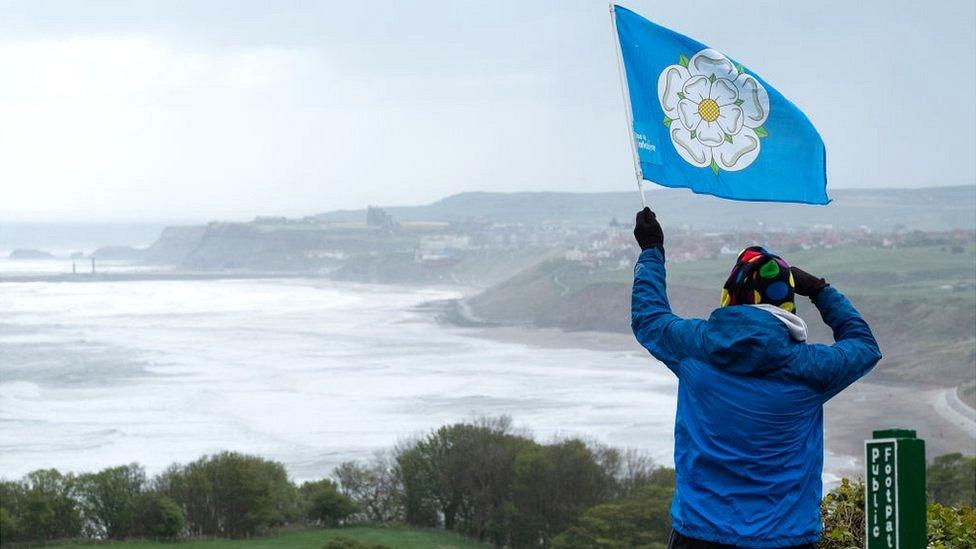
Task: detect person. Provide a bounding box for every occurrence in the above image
[631,207,882,548]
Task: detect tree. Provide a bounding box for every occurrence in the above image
[154,461,214,536]
[300,479,357,527]
[14,469,83,542]
[76,464,146,539]
[551,482,673,548]
[927,453,976,507]
[0,505,21,544]
[611,448,667,499]
[394,442,439,527]
[156,452,299,538]
[135,493,185,539]
[333,454,403,522]
[443,419,535,543]
[393,419,638,546]
[510,439,615,546]
[394,417,535,541]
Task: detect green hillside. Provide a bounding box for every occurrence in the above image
[46,526,487,549]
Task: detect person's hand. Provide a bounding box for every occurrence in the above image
[790,266,828,297]
[633,207,664,252]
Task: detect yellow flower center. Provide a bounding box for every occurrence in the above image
[698,98,720,122]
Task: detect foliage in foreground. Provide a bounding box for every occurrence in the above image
[2,418,973,549]
[322,535,389,549]
[819,478,976,549]
[392,418,667,546]
[0,419,666,548]
[551,470,674,549]
[0,454,356,546]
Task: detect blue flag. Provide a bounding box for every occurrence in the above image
[613,5,829,204]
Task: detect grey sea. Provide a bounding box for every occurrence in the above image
[0,262,681,480]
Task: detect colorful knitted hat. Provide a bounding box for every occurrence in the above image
[721,246,796,312]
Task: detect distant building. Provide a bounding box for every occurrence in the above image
[565,249,585,261]
[304,250,347,260]
[253,216,290,225]
[414,235,471,264]
[609,217,623,234]
[420,235,470,252]
[366,206,397,228]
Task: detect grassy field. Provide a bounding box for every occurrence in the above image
[665,244,976,298]
[46,526,487,549]
[524,244,976,298]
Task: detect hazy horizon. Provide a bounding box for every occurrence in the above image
[1,0,974,222]
[1,183,973,226]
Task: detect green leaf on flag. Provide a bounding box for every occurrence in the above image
[734,99,744,106]
[689,129,696,140]
[755,126,769,138]
[735,63,745,75]
[708,73,717,83]
[677,91,686,100]
[663,115,672,128]
[710,159,720,175]
[724,133,733,143]
[678,54,689,68]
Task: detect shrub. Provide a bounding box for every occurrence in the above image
[135,493,185,539]
[819,477,976,549]
[322,535,389,549]
[819,478,864,549]
[550,470,674,549]
[927,503,976,549]
[300,479,357,527]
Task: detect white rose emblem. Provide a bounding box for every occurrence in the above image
[658,48,770,173]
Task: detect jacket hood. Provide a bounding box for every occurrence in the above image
[750,304,808,342]
[702,305,798,375]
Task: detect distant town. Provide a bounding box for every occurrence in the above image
[8,210,971,280]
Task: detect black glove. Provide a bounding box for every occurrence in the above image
[790,266,828,297]
[633,207,664,253]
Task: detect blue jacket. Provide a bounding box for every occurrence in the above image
[631,248,881,547]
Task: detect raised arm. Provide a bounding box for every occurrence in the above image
[790,267,882,397]
[631,208,704,375]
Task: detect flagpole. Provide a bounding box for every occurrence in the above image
[609,3,647,208]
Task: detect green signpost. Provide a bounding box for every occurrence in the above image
[864,429,926,549]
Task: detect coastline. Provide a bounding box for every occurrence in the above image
[442,301,976,477]
[0,271,314,283]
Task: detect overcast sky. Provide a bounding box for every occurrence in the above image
[1,0,974,222]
